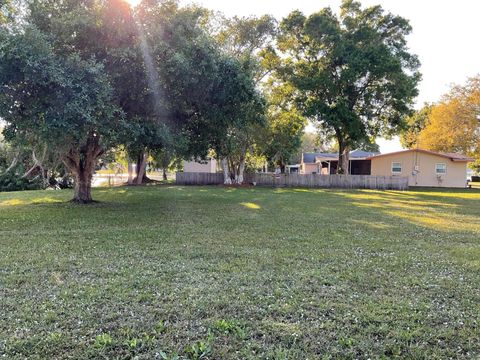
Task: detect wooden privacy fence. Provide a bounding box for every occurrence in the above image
[176,172,224,185]
[246,173,408,190]
[176,172,409,190]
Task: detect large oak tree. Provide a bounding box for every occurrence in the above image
[0,0,263,201]
[277,0,421,173]
[0,28,121,203]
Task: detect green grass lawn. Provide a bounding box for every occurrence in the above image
[1,186,480,359]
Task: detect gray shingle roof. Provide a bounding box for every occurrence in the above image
[349,150,380,158]
[302,153,337,163]
[303,150,380,163]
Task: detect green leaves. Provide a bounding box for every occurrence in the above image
[261,82,306,168]
[277,0,421,159]
[0,0,15,25]
[1,0,270,188]
[0,26,120,151]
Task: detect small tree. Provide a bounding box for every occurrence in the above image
[188,55,266,185]
[0,28,121,203]
[400,104,433,149]
[213,15,275,183]
[417,76,480,171]
[277,0,421,173]
[262,82,306,172]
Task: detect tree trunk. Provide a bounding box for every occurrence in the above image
[62,135,103,204]
[23,163,40,179]
[23,146,48,188]
[127,162,134,185]
[337,140,350,175]
[162,168,168,181]
[131,151,150,185]
[135,152,148,185]
[73,168,93,204]
[236,156,246,185]
[221,157,232,185]
[234,146,248,185]
[3,151,19,174]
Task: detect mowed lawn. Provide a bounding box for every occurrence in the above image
[1,186,480,359]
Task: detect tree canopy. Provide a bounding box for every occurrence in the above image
[0,0,266,200]
[0,25,122,202]
[276,0,420,173]
[0,0,424,200]
[400,104,433,149]
[210,14,273,183]
[413,76,480,171]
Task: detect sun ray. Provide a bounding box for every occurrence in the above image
[125,0,141,7]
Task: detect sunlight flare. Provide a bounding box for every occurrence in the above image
[125,0,141,7]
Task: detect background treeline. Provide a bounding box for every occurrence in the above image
[401,76,480,172]
[0,0,425,202]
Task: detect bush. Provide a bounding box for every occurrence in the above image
[0,169,43,192]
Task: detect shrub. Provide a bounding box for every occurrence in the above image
[0,169,43,192]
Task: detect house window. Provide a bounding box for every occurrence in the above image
[391,162,402,174]
[435,163,447,174]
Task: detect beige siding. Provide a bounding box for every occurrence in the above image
[370,151,468,188]
[301,163,320,174]
[183,159,217,173]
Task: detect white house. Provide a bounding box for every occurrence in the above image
[182,158,218,173]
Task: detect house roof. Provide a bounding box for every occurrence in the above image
[350,150,381,158]
[367,149,474,162]
[302,150,380,163]
[302,153,335,163]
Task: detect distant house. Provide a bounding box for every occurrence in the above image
[301,150,379,175]
[368,149,473,188]
[300,148,472,187]
[183,158,217,173]
[285,164,301,173]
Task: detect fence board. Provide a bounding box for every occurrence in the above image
[176,172,224,186]
[176,172,408,190]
